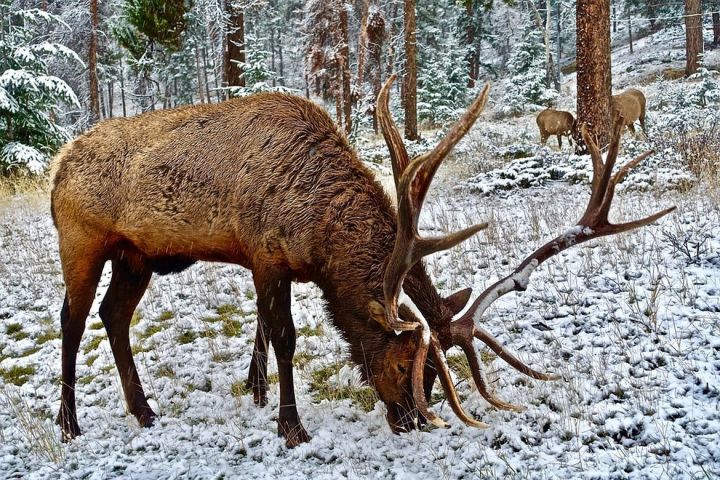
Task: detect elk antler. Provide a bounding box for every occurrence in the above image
[378,75,491,427]
[447,111,676,414]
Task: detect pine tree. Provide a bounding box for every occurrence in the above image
[499,27,558,115]
[0,5,81,174]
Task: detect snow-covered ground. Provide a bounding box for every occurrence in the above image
[2,26,720,480]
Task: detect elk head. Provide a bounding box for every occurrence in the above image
[370,75,675,431]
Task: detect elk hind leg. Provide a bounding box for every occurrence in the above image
[254,271,310,447]
[98,258,155,427]
[57,241,106,441]
[246,321,269,406]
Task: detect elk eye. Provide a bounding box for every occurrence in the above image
[398,365,407,375]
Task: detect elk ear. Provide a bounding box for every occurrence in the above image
[444,288,472,315]
[369,300,389,330]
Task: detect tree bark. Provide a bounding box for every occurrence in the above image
[202,46,212,103]
[107,81,113,118]
[357,1,369,97]
[466,0,476,88]
[628,18,633,54]
[195,46,206,103]
[339,4,352,134]
[404,0,418,140]
[88,0,100,125]
[685,0,703,76]
[367,5,385,134]
[119,57,127,117]
[556,0,561,81]
[528,0,559,91]
[576,0,611,150]
[225,1,245,87]
[714,11,720,45]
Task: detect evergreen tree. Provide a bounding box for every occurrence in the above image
[499,27,558,115]
[227,35,291,96]
[417,36,468,124]
[0,4,81,174]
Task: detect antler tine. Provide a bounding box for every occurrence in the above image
[381,87,490,334]
[449,119,676,407]
[456,338,526,412]
[429,337,490,428]
[377,74,410,191]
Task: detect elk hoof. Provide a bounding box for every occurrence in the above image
[135,407,157,428]
[277,418,311,448]
[246,378,268,406]
[56,409,82,442]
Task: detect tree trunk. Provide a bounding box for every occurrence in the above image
[88,0,100,125]
[714,11,720,45]
[466,0,476,88]
[119,57,127,117]
[107,81,113,118]
[340,4,352,134]
[202,46,212,103]
[225,2,245,87]
[612,0,616,33]
[685,0,703,76]
[367,5,385,134]
[357,1,369,97]
[647,1,658,32]
[556,0,561,82]
[278,33,285,85]
[528,0,559,91]
[628,18,633,54]
[404,0,418,140]
[195,46,206,103]
[387,1,398,78]
[270,27,276,87]
[576,0,611,150]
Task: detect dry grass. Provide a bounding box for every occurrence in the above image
[0,387,64,464]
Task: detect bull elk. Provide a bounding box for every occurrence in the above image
[50,75,674,448]
[611,88,647,134]
[536,109,576,148]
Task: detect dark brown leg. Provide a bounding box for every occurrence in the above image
[57,248,105,441]
[98,259,155,427]
[246,321,269,406]
[557,134,562,148]
[253,272,309,447]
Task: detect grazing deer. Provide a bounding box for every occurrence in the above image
[536,109,577,148]
[611,88,647,134]
[51,75,673,448]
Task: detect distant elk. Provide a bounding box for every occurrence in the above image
[611,88,647,134]
[536,109,577,148]
[50,75,674,447]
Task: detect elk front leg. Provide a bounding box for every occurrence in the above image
[254,272,310,447]
[246,322,269,406]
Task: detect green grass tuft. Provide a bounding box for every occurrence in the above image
[297,325,323,337]
[82,335,103,354]
[6,323,28,340]
[36,328,60,344]
[309,363,377,412]
[0,365,36,386]
[177,330,197,345]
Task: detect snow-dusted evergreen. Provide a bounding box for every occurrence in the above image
[0,5,81,174]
